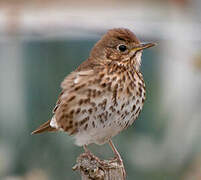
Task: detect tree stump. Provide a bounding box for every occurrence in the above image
[73,153,126,180]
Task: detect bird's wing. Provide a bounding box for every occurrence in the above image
[31,69,96,135]
[53,70,95,114]
[51,69,98,134]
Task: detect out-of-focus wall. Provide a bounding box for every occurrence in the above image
[0,0,201,180]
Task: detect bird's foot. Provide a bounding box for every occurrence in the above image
[85,151,101,162]
[83,145,104,166]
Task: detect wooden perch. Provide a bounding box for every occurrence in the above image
[73,153,126,180]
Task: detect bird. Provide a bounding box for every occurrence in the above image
[32,28,156,173]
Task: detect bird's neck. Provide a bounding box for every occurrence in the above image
[111,55,142,72]
[127,51,142,71]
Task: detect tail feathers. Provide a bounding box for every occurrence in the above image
[31,120,57,135]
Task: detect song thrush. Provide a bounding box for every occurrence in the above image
[32,28,156,172]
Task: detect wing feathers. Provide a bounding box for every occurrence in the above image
[31,120,57,135]
[32,69,97,135]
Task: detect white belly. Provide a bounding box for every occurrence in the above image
[74,88,145,146]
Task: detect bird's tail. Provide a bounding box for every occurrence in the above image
[31,120,57,135]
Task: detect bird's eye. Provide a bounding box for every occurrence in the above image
[117,44,127,52]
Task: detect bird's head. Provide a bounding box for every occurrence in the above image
[90,28,156,70]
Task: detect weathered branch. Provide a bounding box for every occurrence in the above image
[73,153,126,180]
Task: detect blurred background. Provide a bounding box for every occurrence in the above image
[0,0,201,179]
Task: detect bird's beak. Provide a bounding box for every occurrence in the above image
[130,42,157,52]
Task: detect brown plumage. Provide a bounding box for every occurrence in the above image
[32,28,156,176]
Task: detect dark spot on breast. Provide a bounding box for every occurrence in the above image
[131,113,135,118]
[126,87,131,95]
[138,81,145,89]
[84,123,88,130]
[99,73,104,79]
[97,90,102,96]
[92,121,95,128]
[104,111,108,121]
[112,84,118,106]
[112,76,117,81]
[87,89,92,97]
[121,103,125,110]
[88,108,93,114]
[98,113,105,124]
[82,109,87,114]
[90,102,96,107]
[107,82,112,91]
[69,110,74,115]
[80,117,89,126]
[101,98,107,110]
[64,114,69,119]
[125,110,130,116]
[135,107,141,115]
[124,121,130,129]
[92,89,97,98]
[79,99,83,105]
[129,82,134,89]
[106,77,110,81]
[138,82,142,87]
[76,108,81,114]
[84,98,90,104]
[75,122,78,127]
[109,106,116,112]
[99,118,104,124]
[101,83,106,88]
[126,100,130,106]
[132,105,136,111]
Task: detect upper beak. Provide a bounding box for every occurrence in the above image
[130,42,157,52]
